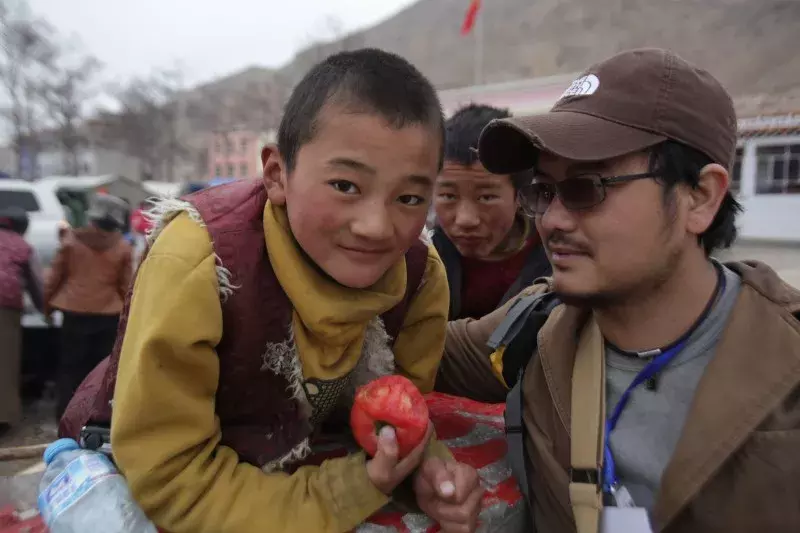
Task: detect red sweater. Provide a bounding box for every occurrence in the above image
[459,238,536,319]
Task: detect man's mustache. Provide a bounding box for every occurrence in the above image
[546,231,591,255]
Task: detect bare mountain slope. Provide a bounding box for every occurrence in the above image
[186,0,800,131]
[279,0,800,99]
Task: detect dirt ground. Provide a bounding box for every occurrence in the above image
[0,396,56,478]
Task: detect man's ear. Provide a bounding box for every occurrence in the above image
[686,163,729,236]
[262,144,287,206]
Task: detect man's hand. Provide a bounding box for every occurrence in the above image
[414,457,484,533]
[366,422,433,495]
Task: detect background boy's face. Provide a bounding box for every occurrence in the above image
[434,164,517,258]
[265,104,440,288]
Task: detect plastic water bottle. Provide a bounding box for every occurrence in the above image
[38,438,157,533]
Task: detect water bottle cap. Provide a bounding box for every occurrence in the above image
[43,438,80,464]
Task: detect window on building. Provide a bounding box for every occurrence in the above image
[755,142,800,194]
[240,163,248,177]
[215,165,222,177]
[240,138,248,153]
[730,147,743,193]
[214,140,222,153]
[227,164,235,177]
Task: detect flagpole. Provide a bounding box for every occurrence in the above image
[473,5,484,85]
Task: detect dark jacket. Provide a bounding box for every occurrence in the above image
[432,225,551,320]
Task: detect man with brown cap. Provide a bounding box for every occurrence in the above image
[436,48,800,533]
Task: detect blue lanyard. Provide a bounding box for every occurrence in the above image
[602,268,725,494]
[602,340,686,493]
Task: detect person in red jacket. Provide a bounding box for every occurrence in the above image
[0,207,44,432]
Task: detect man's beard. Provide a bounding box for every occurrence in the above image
[552,245,683,311]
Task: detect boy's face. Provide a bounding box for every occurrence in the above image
[263,105,440,289]
[434,164,518,259]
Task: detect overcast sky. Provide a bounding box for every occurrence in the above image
[26,0,419,87]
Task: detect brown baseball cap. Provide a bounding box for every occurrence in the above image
[478,48,738,174]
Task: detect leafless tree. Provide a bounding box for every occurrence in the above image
[101,69,188,182]
[42,54,101,175]
[0,1,57,179]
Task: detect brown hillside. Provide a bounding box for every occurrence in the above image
[188,0,800,127]
[280,0,800,99]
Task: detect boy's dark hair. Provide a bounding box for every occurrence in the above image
[445,104,510,166]
[278,48,445,173]
[445,104,532,189]
[649,140,742,256]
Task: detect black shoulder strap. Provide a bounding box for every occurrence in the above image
[488,291,559,388]
[497,291,559,529]
[431,228,462,320]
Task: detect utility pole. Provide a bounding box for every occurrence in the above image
[473,5,484,85]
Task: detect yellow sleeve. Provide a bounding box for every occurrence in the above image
[111,213,388,533]
[392,243,450,394]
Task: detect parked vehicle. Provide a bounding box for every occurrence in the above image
[0,179,68,270]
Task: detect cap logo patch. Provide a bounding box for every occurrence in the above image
[559,74,600,100]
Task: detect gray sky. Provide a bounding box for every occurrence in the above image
[27,0,419,87]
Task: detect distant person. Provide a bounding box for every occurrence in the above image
[0,207,44,432]
[44,193,133,420]
[57,191,88,229]
[432,104,551,320]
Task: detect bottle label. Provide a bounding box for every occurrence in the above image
[38,453,119,524]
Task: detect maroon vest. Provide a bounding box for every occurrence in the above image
[0,228,32,310]
[59,180,429,469]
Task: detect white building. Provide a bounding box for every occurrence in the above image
[733,116,800,242]
[439,77,800,243]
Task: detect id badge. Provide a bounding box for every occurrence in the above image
[610,484,636,508]
[601,507,653,533]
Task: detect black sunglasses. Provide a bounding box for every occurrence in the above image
[517,172,659,215]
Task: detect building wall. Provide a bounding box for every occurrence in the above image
[37,146,142,181]
[207,130,274,181]
[735,133,800,242]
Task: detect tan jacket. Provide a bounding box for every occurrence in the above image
[438,261,800,533]
[45,227,132,316]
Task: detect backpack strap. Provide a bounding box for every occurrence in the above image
[489,291,559,388]
[379,240,429,341]
[569,318,605,533]
[488,290,559,530]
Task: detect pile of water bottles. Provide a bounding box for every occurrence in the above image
[37,439,157,533]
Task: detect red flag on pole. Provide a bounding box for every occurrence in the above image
[461,0,482,35]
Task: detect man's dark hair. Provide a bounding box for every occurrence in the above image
[445,104,531,188]
[278,48,444,173]
[649,140,742,256]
